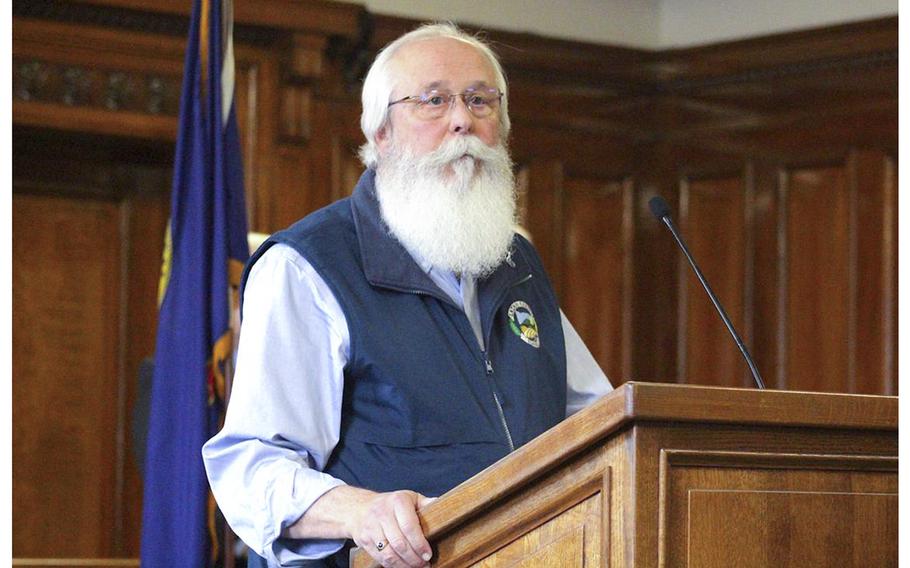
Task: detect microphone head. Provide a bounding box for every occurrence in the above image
[648,195,672,221]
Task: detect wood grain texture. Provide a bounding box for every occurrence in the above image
[351,383,897,567]
[13,194,123,557]
[13,18,185,140]
[785,165,850,392]
[560,177,633,382]
[688,491,897,567]
[68,0,363,35]
[639,425,896,566]
[13,134,172,560]
[626,381,897,430]
[430,461,605,567]
[470,504,589,568]
[678,175,749,387]
[851,151,897,395]
[659,449,898,567]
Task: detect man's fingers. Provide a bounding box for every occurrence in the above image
[355,528,407,568]
[395,491,432,565]
[416,494,438,509]
[382,519,425,566]
[351,490,431,567]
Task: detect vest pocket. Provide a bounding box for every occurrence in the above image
[343,422,503,448]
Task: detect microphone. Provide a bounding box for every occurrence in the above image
[648,195,766,390]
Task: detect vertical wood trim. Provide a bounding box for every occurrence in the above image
[657,448,669,568]
[776,168,789,390]
[601,468,612,566]
[743,164,757,389]
[621,178,635,381]
[676,180,690,383]
[249,53,279,232]
[750,163,779,390]
[881,157,896,395]
[114,198,130,554]
[550,161,566,298]
[846,151,860,393]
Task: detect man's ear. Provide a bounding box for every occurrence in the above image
[375,125,390,154]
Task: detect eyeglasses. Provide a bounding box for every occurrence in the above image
[387,88,504,120]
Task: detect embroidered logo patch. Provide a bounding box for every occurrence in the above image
[507,301,540,348]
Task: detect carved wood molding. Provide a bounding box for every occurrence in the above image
[12,3,896,153]
[64,0,363,37]
[13,57,181,116]
[13,0,369,146]
[370,15,896,87]
[368,14,652,90]
[370,14,897,151]
[13,17,185,139]
[661,449,899,472]
[658,17,897,81]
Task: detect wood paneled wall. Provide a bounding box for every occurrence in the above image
[12,1,897,564]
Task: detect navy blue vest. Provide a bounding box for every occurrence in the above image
[242,169,566,502]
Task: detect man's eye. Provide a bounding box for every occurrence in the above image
[467,95,489,107]
[424,95,448,106]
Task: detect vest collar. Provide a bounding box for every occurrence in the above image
[350,169,534,308]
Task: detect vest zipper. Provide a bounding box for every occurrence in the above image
[482,272,534,453]
[484,352,515,452]
[478,273,533,454]
[398,284,521,452]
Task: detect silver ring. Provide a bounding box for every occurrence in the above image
[376,540,387,551]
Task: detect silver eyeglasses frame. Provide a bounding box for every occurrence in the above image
[387,88,504,119]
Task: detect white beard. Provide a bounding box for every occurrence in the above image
[375,135,517,278]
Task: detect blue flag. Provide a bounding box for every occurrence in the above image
[140,0,249,565]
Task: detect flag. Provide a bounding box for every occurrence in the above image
[140,0,249,565]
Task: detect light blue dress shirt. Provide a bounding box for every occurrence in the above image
[202,243,613,566]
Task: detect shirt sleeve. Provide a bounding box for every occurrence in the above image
[562,310,614,416]
[202,243,350,565]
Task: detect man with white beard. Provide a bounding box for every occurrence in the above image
[203,23,612,568]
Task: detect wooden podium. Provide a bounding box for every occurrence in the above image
[351,382,898,567]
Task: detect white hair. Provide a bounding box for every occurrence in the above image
[376,135,517,277]
[359,22,511,168]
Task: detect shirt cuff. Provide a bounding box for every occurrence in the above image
[262,470,348,565]
[272,536,347,566]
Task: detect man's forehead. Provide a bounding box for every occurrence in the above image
[418,79,496,92]
[390,37,497,88]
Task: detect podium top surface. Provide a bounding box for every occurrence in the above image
[607,381,897,430]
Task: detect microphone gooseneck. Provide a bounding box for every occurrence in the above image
[649,196,766,390]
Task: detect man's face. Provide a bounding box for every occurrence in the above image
[377,37,502,159]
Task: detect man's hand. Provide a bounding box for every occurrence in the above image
[283,485,434,567]
[346,489,435,567]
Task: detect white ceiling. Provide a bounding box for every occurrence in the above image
[351,0,896,48]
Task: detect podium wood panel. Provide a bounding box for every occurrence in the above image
[660,450,898,566]
[351,382,897,568]
[472,494,599,568]
[687,490,897,567]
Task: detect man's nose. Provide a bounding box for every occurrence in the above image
[448,95,474,135]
